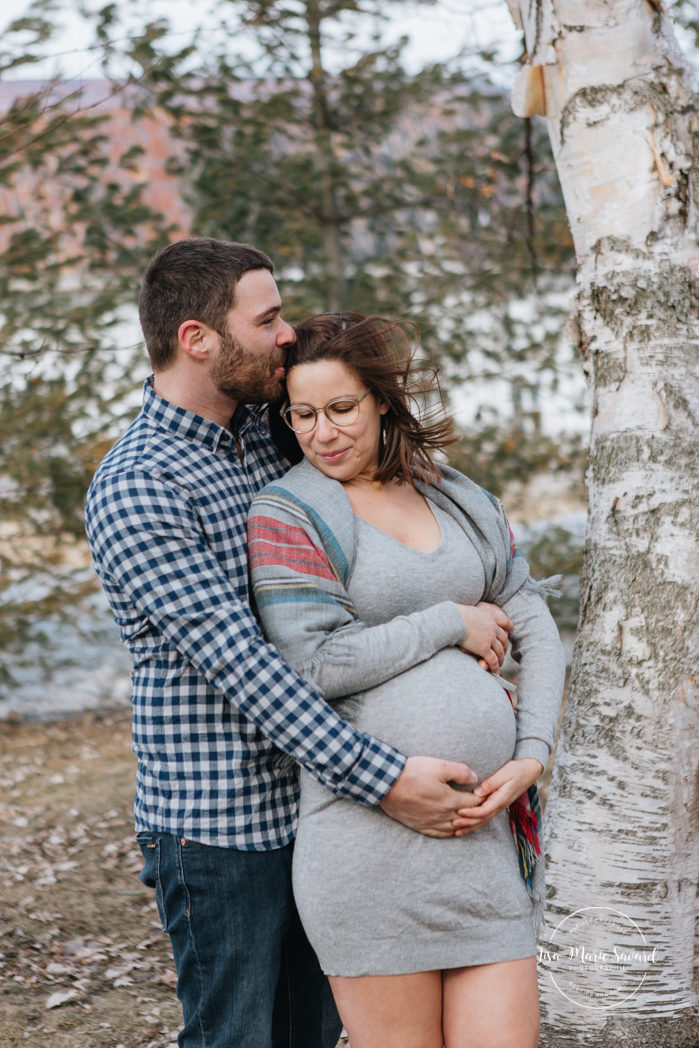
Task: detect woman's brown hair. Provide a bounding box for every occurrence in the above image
[269,312,457,485]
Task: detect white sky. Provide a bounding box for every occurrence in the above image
[2,0,522,82]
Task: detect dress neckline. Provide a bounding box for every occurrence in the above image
[353,500,447,557]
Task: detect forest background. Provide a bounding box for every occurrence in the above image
[0,0,695,715]
[0,0,591,719]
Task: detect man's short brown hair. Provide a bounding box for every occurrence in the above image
[138,237,274,371]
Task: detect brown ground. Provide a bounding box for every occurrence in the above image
[0,711,353,1048]
[0,699,566,1048]
[0,711,182,1048]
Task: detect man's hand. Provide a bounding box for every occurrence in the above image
[451,758,543,836]
[456,601,513,672]
[379,756,481,837]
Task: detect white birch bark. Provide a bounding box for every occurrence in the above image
[507,2,699,1044]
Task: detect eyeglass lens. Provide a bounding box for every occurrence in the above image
[286,399,361,433]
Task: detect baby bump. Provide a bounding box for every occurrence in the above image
[350,649,517,783]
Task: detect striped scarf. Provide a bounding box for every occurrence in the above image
[504,689,543,899]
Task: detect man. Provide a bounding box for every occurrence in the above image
[84,238,505,1048]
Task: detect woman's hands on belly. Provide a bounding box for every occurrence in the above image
[456,601,513,673]
[451,758,544,836]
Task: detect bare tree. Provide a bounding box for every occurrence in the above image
[507,1,699,1044]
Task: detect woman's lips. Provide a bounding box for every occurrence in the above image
[319,447,350,463]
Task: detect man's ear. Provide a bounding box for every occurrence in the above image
[178,319,216,361]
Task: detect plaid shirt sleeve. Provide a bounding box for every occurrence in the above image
[87,467,406,805]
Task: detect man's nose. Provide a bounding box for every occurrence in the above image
[277,319,296,346]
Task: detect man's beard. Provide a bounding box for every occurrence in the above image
[210,330,284,404]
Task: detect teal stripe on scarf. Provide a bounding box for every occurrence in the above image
[254,585,356,613]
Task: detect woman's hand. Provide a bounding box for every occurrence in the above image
[450,758,543,836]
[455,602,514,672]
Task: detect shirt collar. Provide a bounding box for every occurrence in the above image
[141,378,262,452]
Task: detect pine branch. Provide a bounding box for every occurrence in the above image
[0,58,164,168]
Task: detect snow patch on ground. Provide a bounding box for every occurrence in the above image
[1,590,131,721]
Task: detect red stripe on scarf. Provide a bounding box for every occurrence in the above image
[505,687,542,858]
[249,517,336,582]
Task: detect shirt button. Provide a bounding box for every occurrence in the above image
[180,838,186,846]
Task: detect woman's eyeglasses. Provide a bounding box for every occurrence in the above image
[280,390,371,434]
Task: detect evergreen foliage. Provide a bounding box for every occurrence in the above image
[128,1,574,343]
[124,0,580,501]
[0,0,582,692]
[0,3,170,684]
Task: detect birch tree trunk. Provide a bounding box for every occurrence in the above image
[507,2,699,1044]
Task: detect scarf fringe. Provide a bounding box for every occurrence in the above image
[524,573,563,600]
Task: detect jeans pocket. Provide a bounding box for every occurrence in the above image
[136,833,168,933]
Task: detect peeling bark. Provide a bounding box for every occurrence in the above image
[510,2,699,1043]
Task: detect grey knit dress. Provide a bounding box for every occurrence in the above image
[291,499,565,977]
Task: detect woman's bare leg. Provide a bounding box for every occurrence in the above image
[442,957,539,1048]
[329,971,443,1048]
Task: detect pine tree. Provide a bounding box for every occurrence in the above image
[0,0,581,692]
[0,3,169,690]
[125,0,575,390]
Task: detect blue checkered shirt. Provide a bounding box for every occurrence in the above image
[84,380,406,850]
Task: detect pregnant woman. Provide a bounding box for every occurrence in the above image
[248,313,566,1048]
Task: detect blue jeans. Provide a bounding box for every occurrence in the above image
[137,833,342,1048]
